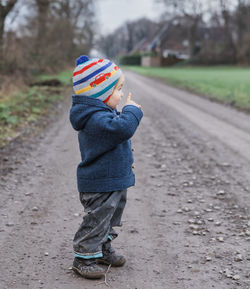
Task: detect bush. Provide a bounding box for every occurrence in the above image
[118,55,141,65]
[238,33,250,65]
[197,41,237,65]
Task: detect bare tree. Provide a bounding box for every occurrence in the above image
[24,0,96,72]
[34,0,50,70]
[0,0,18,69]
[235,0,250,46]
[1,0,96,75]
[157,0,207,58]
[234,0,250,63]
[219,0,237,62]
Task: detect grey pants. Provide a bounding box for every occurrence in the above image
[73,189,127,259]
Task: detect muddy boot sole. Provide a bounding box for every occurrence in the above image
[72,265,105,279]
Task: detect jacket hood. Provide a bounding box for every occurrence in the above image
[70,94,115,131]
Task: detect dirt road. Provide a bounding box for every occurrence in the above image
[0,71,250,289]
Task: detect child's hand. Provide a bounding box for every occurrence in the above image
[125,93,142,109]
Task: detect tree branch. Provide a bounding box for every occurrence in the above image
[1,0,18,17]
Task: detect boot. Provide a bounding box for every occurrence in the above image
[98,242,126,267]
[72,257,105,279]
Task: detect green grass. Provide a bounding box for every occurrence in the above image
[0,87,63,146]
[0,69,72,147]
[123,66,250,110]
[36,69,72,85]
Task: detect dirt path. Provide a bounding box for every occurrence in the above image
[0,71,250,289]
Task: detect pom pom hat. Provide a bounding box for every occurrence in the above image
[72,55,122,102]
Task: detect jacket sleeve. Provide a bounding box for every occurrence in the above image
[88,105,143,145]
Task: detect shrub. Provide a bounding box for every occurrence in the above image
[118,55,141,65]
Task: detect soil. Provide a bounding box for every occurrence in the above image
[0,71,249,289]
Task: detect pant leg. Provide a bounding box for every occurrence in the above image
[108,189,127,241]
[73,189,126,259]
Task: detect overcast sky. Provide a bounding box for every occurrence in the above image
[95,0,166,35]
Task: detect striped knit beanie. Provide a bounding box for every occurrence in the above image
[72,55,122,103]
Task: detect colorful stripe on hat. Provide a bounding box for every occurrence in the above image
[75,67,119,95]
[73,59,104,77]
[90,79,119,99]
[73,61,112,87]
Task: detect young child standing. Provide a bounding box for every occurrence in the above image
[69,55,143,279]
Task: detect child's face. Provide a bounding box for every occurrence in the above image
[106,75,124,109]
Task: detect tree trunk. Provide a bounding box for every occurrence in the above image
[0,17,4,70]
[35,0,50,71]
[235,0,250,48]
[222,9,237,63]
[0,0,18,71]
[188,16,200,58]
[126,22,134,53]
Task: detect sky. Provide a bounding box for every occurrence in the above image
[95,0,166,35]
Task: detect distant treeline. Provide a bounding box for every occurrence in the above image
[1,0,250,82]
[0,0,95,77]
[98,0,250,66]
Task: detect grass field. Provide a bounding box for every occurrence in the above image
[0,70,72,147]
[36,69,72,85]
[123,66,250,110]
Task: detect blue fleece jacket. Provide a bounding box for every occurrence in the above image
[69,95,143,192]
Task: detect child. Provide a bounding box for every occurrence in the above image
[69,55,143,279]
